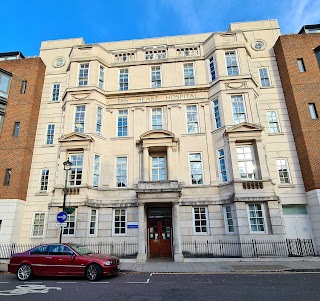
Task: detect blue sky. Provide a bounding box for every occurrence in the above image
[2,0,320,57]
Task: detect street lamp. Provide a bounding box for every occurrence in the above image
[59,159,73,243]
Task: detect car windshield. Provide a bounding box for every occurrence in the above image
[70,245,94,255]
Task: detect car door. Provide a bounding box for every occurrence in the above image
[28,245,49,276]
[45,244,76,276]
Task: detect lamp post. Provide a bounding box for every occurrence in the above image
[59,159,73,243]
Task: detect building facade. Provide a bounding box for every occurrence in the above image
[0,52,45,243]
[274,25,320,253]
[19,20,314,261]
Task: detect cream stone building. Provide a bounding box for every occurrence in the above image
[20,19,315,261]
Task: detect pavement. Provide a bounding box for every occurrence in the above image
[2,257,320,273]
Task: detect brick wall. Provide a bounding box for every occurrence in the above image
[274,33,320,191]
[0,57,45,200]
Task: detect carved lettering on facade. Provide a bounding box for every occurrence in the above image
[117,93,197,104]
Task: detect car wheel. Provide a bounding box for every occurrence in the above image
[86,263,102,281]
[17,264,32,281]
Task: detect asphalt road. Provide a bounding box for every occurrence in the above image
[0,271,320,301]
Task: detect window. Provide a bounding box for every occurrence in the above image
[213,99,221,129]
[13,122,20,137]
[119,69,129,90]
[176,47,199,57]
[74,105,86,133]
[21,81,27,94]
[0,72,11,99]
[69,153,83,186]
[46,124,55,144]
[224,205,234,233]
[151,108,163,129]
[78,63,89,86]
[189,153,203,185]
[145,50,166,60]
[98,65,105,89]
[315,47,320,67]
[297,59,306,72]
[183,63,195,86]
[114,53,135,62]
[52,83,60,101]
[116,156,127,187]
[308,103,318,119]
[93,154,100,187]
[266,111,280,133]
[63,211,75,236]
[89,209,98,235]
[193,207,208,234]
[151,66,161,88]
[248,203,266,233]
[4,169,11,186]
[117,109,128,137]
[225,51,239,75]
[276,159,291,184]
[152,156,166,181]
[218,148,228,182]
[40,169,49,192]
[236,146,256,179]
[186,105,199,133]
[113,209,126,235]
[231,95,246,124]
[259,68,271,87]
[96,106,103,135]
[32,213,46,237]
[0,114,3,133]
[209,56,216,81]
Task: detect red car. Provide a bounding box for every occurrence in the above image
[8,243,120,281]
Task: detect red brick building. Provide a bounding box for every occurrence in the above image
[274,25,320,251]
[0,52,45,243]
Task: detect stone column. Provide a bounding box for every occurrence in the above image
[167,146,172,180]
[137,203,147,262]
[143,147,149,181]
[173,202,183,262]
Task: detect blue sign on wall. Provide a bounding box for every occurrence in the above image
[127,222,138,229]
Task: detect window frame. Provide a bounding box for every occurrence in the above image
[31,212,46,238]
[69,153,84,186]
[78,63,89,86]
[21,81,27,94]
[96,106,103,135]
[119,68,129,91]
[89,209,98,236]
[151,107,163,130]
[98,64,105,90]
[192,207,209,235]
[212,99,221,129]
[39,169,49,192]
[231,95,247,124]
[266,110,281,133]
[225,51,239,76]
[93,153,101,187]
[186,105,199,134]
[112,208,127,236]
[189,153,204,185]
[224,205,235,234]
[151,65,162,88]
[151,156,166,181]
[46,123,55,145]
[0,71,11,99]
[276,158,292,185]
[116,156,128,188]
[217,148,228,183]
[117,109,128,137]
[258,67,271,87]
[247,203,267,234]
[308,103,318,119]
[4,168,12,186]
[236,145,256,180]
[13,122,20,137]
[209,55,216,81]
[297,58,306,72]
[62,210,76,236]
[51,83,60,102]
[183,63,195,86]
[74,105,86,133]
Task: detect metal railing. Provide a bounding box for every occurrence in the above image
[182,239,316,258]
[0,242,138,259]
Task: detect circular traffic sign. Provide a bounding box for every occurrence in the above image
[56,211,68,223]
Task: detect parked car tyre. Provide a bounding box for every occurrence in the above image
[17,264,32,281]
[86,263,102,281]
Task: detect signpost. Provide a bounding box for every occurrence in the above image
[56,211,68,223]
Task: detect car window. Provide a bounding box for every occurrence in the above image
[30,245,48,255]
[70,245,94,255]
[48,245,74,256]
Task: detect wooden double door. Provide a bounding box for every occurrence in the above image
[148,217,172,258]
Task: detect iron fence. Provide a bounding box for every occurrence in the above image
[0,242,138,259]
[182,239,316,258]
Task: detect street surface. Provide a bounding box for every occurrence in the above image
[0,271,320,300]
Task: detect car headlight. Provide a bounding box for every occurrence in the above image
[104,261,112,266]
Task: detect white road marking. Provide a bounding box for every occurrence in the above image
[56,282,77,284]
[0,282,9,284]
[0,284,61,296]
[90,282,109,284]
[126,278,150,284]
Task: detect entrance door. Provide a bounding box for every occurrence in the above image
[148,217,172,257]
